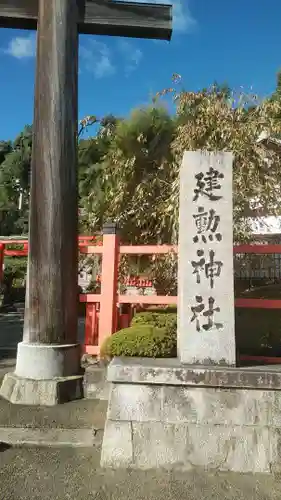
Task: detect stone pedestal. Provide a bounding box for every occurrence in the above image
[101,357,281,473]
[0,373,83,407]
[15,343,80,379]
[99,151,281,474]
[0,343,83,406]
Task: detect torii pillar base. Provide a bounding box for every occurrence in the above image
[0,343,83,406]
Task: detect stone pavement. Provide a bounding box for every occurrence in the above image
[0,310,85,352]
[0,310,23,359]
[0,308,85,340]
[1,446,281,500]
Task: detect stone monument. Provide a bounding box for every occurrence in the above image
[101,151,281,474]
[178,151,235,365]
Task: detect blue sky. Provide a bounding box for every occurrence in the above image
[0,0,280,141]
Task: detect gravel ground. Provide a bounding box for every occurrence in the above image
[0,447,281,500]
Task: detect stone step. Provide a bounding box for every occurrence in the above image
[0,396,107,432]
[0,396,107,448]
[0,427,102,448]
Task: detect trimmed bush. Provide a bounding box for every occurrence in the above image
[100,323,177,359]
[131,311,177,329]
[139,306,177,314]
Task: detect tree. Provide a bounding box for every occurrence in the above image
[0,125,32,235]
[2,75,281,246]
[82,78,281,246]
[83,106,176,243]
[167,83,281,242]
[0,141,12,165]
[270,69,281,102]
[0,116,113,236]
[78,114,120,232]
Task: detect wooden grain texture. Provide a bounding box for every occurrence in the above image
[23,0,79,344]
[80,0,172,39]
[0,0,172,40]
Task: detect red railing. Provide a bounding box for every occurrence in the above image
[1,236,281,357]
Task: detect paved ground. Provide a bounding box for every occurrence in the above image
[0,311,22,357]
[0,311,22,385]
[0,310,85,352]
[0,311,85,388]
[0,311,85,376]
[1,446,281,500]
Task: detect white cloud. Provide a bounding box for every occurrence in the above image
[80,39,115,79]
[118,40,143,75]
[80,38,144,78]
[130,0,196,34]
[172,0,196,33]
[3,34,36,59]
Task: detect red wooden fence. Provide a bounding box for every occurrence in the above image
[1,233,281,358]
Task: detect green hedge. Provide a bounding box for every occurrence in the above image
[131,310,177,329]
[100,323,177,359]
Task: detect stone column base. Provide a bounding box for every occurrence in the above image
[0,372,83,406]
[15,342,81,380]
[0,342,83,406]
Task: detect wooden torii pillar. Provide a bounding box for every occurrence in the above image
[0,0,172,405]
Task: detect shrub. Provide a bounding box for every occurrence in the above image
[150,253,178,296]
[2,257,27,305]
[131,310,177,329]
[100,324,177,359]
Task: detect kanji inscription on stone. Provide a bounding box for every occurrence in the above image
[191,249,223,288]
[191,296,223,332]
[192,206,222,243]
[193,167,224,202]
[178,151,235,366]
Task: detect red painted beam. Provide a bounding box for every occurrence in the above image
[4,249,28,256]
[119,245,177,255]
[80,294,281,310]
[240,354,281,364]
[84,345,99,356]
[118,295,177,305]
[234,244,281,254]
[79,294,101,303]
[235,298,281,309]
[3,241,281,256]
[79,245,103,254]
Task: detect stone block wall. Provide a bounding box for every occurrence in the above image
[101,359,281,473]
[82,363,109,401]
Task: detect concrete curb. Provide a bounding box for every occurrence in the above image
[0,427,103,448]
